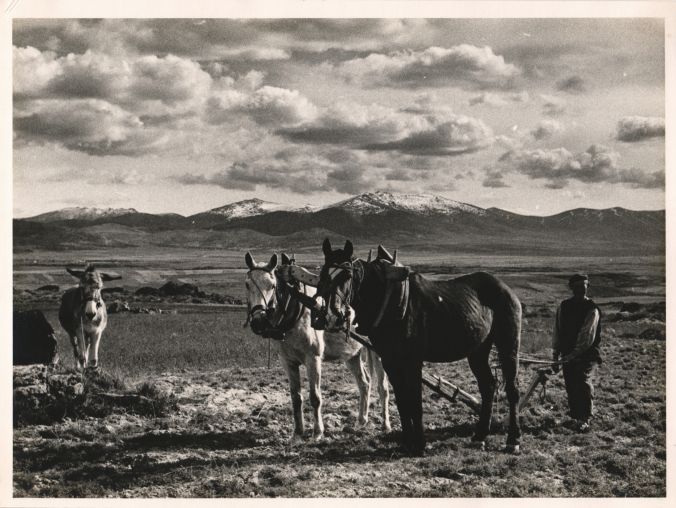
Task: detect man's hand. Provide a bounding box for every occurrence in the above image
[551,352,560,373]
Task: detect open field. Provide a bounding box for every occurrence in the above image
[13,249,666,497]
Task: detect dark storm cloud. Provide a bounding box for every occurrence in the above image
[556,75,586,93]
[616,116,665,142]
[501,145,664,188]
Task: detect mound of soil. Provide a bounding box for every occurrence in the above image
[638,328,666,341]
[135,286,160,297]
[36,285,60,292]
[13,365,177,426]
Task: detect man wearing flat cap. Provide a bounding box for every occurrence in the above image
[551,274,602,432]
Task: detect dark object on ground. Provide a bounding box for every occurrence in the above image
[159,280,203,297]
[107,300,131,313]
[135,286,160,296]
[13,310,59,366]
[36,284,60,292]
[620,302,642,313]
[638,328,665,340]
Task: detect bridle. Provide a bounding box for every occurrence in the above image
[244,267,278,328]
[317,259,364,333]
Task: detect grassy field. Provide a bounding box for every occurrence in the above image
[12,249,666,497]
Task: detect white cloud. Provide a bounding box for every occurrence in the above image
[530,119,563,140]
[540,94,567,116]
[336,45,520,89]
[616,116,665,142]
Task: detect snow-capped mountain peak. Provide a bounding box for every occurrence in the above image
[327,191,486,216]
[205,199,315,219]
[28,206,138,222]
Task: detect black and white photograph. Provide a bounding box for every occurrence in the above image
[3,0,672,502]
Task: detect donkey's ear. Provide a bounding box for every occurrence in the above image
[245,252,255,270]
[281,253,291,265]
[377,245,393,262]
[101,273,122,282]
[66,268,84,279]
[344,240,353,258]
[322,238,332,257]
[267,253,279,272]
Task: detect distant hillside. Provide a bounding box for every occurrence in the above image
[15,192,665,256]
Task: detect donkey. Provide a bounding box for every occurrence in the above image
[244,251,390,442]
[58,264,121,370]
[315,239,522,455]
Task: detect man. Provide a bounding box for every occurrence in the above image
[552,274,602,432]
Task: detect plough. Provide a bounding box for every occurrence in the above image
[282,264,555,416]
[349,328,552,415]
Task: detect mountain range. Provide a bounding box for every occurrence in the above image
[14,192,665,256]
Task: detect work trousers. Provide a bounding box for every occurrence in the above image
[562,360,597,421]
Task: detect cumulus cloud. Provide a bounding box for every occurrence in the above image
[482,168,510,188]
[556,75,586,93]
[13,99,158,156]
[469,91,529,107]
[335,45,520,89]
[280,102,493,156]
[540,94,567,116]
[616,116,665,142]
[530,119,563,140]
[206,86,318,127]
[500,144,663,188]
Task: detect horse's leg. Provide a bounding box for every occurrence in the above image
[404,360,425,454]
[380,355,413,449]
[282,358,304,442]
[368,349,391,432]
[467,338,496,447]
[494,314,522,453]
[89,330,103,369]
[346,351,371,428]
[306,355,325,441]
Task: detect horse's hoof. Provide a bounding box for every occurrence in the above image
[382,423,392,433]
[505,444,521,455]
[313,432,325,442]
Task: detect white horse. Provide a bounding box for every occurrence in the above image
[244,252,390,442]
[58,264,121,369]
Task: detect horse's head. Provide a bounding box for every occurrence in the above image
[244,252,279,336]
[317,239,409,334]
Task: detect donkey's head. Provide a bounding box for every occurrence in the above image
[66,264,121,320]
[244,252,279,336]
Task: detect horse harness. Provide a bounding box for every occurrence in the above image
[245,266,306,341]
[318,258,410,332]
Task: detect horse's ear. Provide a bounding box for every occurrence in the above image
[101,273,122,281]
[290,254,296,264]
[66,268,84,279]
[281,253,291,265]
[392,250,398,265]
[377,245,393,262]
[366,249,372,262]
[267,253,278,272]
[344,240,353,258]
[322,238,332,257]
[245,252,255,270]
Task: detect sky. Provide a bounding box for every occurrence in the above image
[12,17,666,217]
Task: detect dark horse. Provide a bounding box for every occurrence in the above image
[315,238,522,455]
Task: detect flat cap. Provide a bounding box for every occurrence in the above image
[568,273,589,286]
